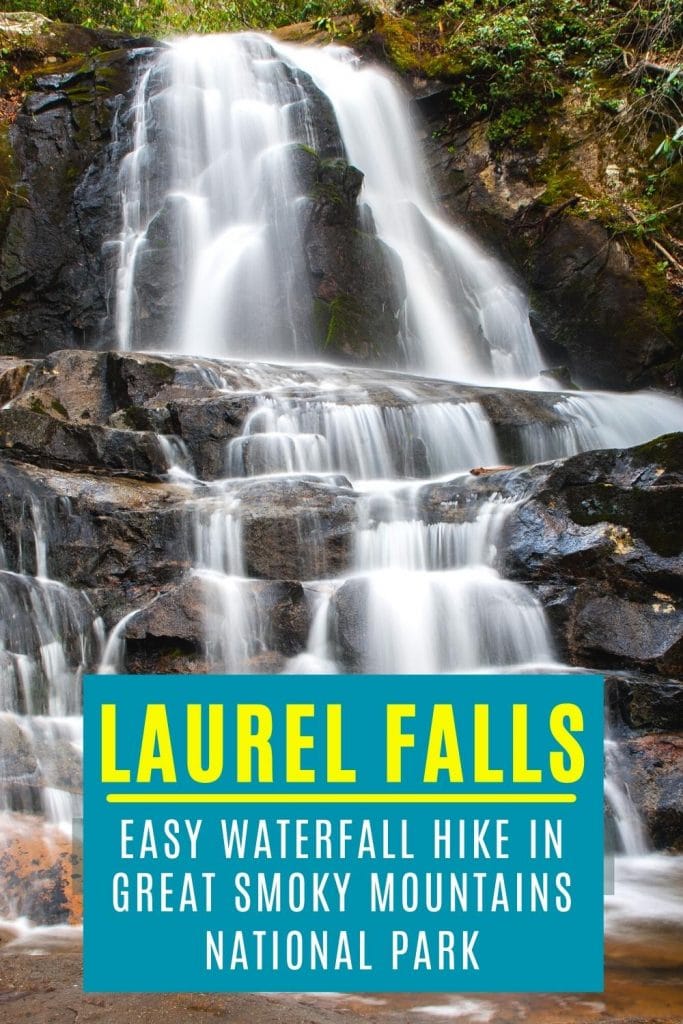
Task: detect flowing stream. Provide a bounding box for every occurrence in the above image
[1,30,682,1016]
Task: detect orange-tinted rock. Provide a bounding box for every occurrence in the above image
[0,814,82,925]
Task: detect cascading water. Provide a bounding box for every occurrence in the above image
[273,41,545,382]
[0,496,102,927]
[4,28,683,972]
[114,33,545,380]
[108,21,682,741]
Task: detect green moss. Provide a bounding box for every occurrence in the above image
[28,395,46,413]
[634,245,680,339]
[311,180,344,204]
[633,431,680,458]
[51,398,69,418]
[324,294,362,348]
[118,406,151,430]
[538,159,594,206]
[146,361,175,382]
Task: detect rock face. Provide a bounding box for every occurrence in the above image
[301,155,406,362]
[422,117,680,391]
[623,734,683,851]
[0,348,680,857]
[502,433,683,676]
[0,25,160,356]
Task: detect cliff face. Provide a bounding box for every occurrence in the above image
[276,8,683,392]
[0,12,678,388]
[0,14,158,355]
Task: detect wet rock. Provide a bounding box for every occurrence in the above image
[122,575,310,673]
[290,68,345,161]
[423,120,679,390]
[0,40,161,357]
[606,671,683,734]
[124,576,206,647]
[0,717,39,784]
[166,394,256,479]
[0,815,81,925]
[0,407,170,479]
[30,729,82,796]
[502,434,683,675]
[0,459,190,593]
[256,580,311,657]
[122,197,186,352]
[237,477,358,579]
[569,588,682,677]
[304,156,406,364]
[0,359,35,405]
[330,577,369,672]
[622,734,683,851]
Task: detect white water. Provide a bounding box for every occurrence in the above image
[0,499,98,927]
[4,30,683,947]
[275,40,544,381]
[114,33,544,380]
[227,395,501,479]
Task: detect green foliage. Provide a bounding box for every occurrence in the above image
[0,0,679,163]
[0,0,358,34]
[392,0,682,150]
[653,124,683,162]
[433,0,619,145]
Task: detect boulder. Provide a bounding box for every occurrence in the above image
[236,477,358,580]
[622,734,683,851]
[606,671,683,734]
[0,407,170,478]
[329,577,370,672]
[503,434,683,675]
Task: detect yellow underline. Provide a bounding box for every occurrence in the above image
[106,793,575,805]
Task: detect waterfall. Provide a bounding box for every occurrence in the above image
[5,28,683,942]
[291,492,555,675]
[105,25,683,726]
[114,33,544,380]
[0,495,102,855]
[604,739,649,856]
[274,41,544,382]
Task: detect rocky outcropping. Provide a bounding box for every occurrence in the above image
[0,23,405,367]
[301,154,406,362]
[0,350,678,855]
[421,114,680,392]
[0,18,160,355]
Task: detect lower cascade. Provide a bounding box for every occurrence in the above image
[0,27,681,1002]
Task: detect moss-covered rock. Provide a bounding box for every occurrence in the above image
[275,5,682,390]
[303,153,406,363]
[0,17,160,357]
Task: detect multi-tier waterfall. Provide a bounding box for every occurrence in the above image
[1,30,682,983]
[109,31,683,674]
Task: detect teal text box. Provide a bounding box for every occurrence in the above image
[83,674,604,993]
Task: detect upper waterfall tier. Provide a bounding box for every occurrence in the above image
[113,33,543,382]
